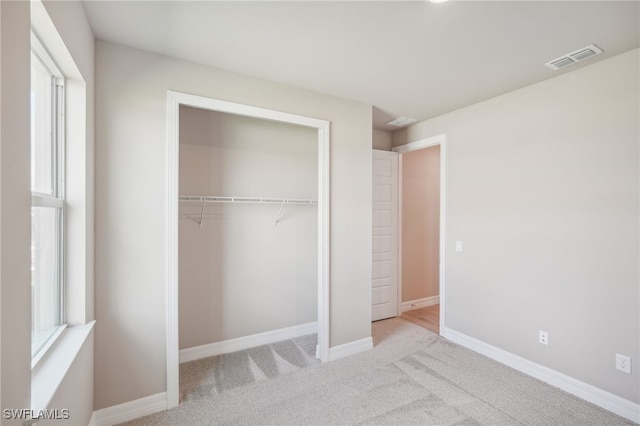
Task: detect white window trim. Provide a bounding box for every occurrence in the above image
[30,32,67,362]
[31,324,66,368]
[31,321,95,412]
[31,194,64,209]
[31,32,63,81]
[30,0,93,415]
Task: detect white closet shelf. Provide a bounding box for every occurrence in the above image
[179,195,317,227]
[179,195,317,205]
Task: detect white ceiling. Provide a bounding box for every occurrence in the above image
[82,1,640,131]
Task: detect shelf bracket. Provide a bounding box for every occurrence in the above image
[198,199,206,228]
[274,200,286,226]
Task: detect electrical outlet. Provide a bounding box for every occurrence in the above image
[539,330,548,345]
[616,354,631,374]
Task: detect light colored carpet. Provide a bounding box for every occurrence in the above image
[121,318,634,425]
[179,334,319,401]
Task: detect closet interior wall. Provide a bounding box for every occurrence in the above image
[178,106,318,350]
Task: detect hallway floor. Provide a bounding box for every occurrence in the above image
[400,304,440,334]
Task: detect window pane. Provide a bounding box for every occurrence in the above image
[31,52,55,195]
[31,206,62,357]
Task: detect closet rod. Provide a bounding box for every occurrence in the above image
[179,195,317,205]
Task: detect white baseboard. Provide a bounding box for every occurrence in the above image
[443,328,640,424]
[90,392,166,426]
[328,337,373,362]
[179,322,318,363]
[401,295,439,313]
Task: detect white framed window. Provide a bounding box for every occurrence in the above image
[30,34,66,360]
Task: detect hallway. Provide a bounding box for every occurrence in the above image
[401,304,439,334]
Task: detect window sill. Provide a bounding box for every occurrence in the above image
[32,325,67,369]
[31,321,95,412]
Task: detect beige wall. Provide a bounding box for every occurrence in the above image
[401,146,440,302]
[394,49,640,403]
[373,129,392,151]
[94,41,372,409]
[178,107,318,348]
[0,1,32,420]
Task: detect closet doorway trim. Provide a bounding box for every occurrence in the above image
[166,91,330,409]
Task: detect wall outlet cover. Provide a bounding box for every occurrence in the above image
[616,354,631,374]
[538,330,548,345]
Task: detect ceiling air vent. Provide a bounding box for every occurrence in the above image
[548,57,577,69]
[386,116,417,127]
[544,44,603,71]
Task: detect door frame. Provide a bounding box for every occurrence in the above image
[166,91,331,409]
[392,134,446,334]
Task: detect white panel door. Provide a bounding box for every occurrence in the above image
[372,150,398,321]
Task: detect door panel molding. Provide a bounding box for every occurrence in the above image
[372,150,398,321]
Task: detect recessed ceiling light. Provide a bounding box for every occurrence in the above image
[386,116,418,127]
[430,0,449,3]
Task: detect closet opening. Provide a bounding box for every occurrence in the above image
[166,92,330,409]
